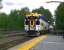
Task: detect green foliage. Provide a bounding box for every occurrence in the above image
[0,13,9,29]
[9,7,30,30]
[0,7,30,31]
[55,3,64,30]
[32,6,53,25]
[0,7,53,31]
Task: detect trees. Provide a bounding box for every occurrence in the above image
[0,13,9,30]
[0,7,30,31]
[9,7,30,30]
[55,2,64,30]
[0,6,53,31]
[32,7,53,25]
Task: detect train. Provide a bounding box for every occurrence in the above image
[24,13,49,36]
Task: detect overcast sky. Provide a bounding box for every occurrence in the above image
[0,0,64,15]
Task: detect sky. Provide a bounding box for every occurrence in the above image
[0,0,64,15]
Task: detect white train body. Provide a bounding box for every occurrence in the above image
[24,13,49,35]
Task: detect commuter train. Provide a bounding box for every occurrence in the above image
[24,13,49,36]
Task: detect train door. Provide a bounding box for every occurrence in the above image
[29,19,35,31]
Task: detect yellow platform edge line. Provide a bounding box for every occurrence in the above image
[18,35,48,50]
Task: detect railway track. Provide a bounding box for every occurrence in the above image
[0,32,34,50]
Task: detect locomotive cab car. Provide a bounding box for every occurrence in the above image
[24,13,49,36]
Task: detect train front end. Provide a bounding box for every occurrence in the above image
[24,13,41,36]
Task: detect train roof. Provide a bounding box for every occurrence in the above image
[26,13,42,17]
[40,16,48,22]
